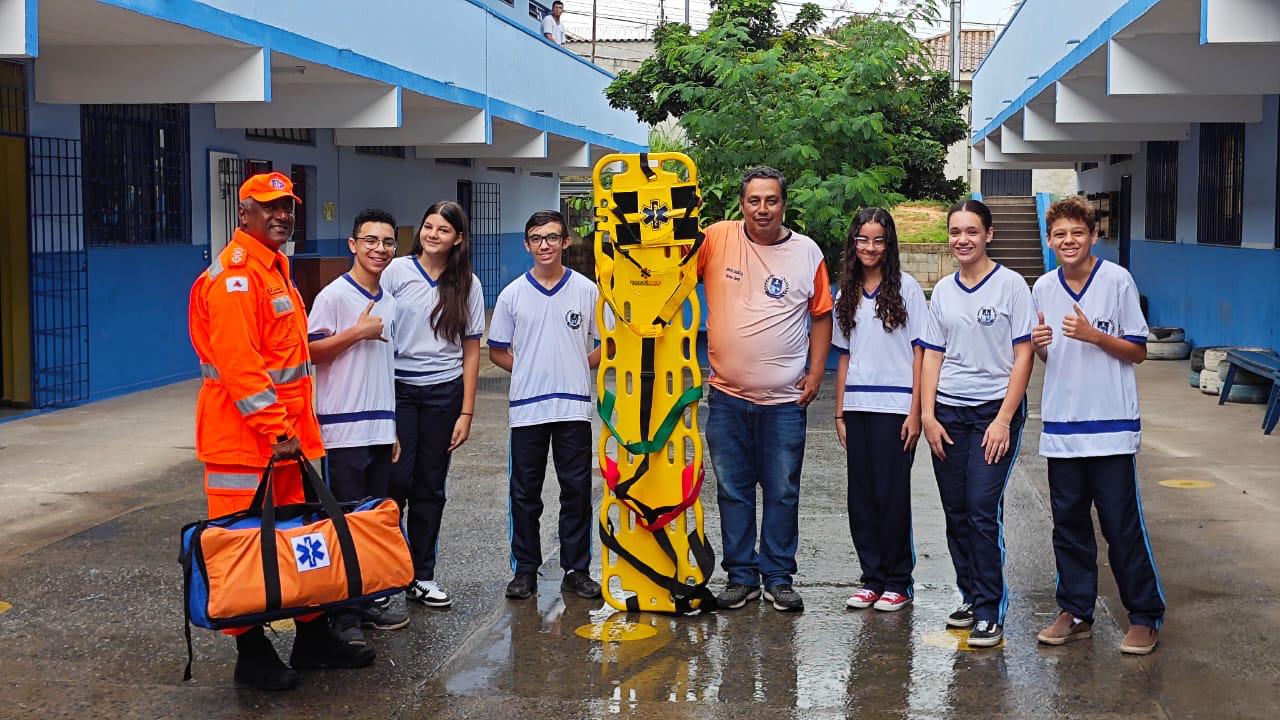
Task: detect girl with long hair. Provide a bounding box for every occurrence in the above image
[381,200,485,609]
[919,199,1035,648]
[833,207,928,614]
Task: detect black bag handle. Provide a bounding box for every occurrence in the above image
[253,459,365,613]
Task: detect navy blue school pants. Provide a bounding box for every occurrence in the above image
[845,411,915,596]
[931,398,1025,625]
[508,421,593,577]
[1048,454,1166,629]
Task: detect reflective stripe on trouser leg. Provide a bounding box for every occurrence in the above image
[203,462,305,518]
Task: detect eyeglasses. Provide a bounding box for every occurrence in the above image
[853,236,887,248]
[356,235,397,250]
[526,233,565,247]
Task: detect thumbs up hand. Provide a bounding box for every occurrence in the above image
[354,301,388,342]
[1032,309,1054,349]
[1061,303,1098,344]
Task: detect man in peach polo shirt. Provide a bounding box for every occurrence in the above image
[698,166,833,613]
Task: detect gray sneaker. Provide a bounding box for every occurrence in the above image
[331,614,367,647]
[716,582,762,610]
[362,594,410,631]
[763,584,804,612]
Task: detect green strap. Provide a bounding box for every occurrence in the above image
[598,384,703,456]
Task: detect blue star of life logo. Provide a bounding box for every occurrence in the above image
[293,533,331,573]
[642,199,670,230]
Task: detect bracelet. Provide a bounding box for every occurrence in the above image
[834,415,844,420]
[459,412,473,417]
[993,419,1010,429]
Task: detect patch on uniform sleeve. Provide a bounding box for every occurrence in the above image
[271,296,295,315]
[225,276,249,293]
[228,246,248,267]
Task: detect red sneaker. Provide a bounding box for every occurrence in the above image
[846,588,881,609]
[873,591,912,612]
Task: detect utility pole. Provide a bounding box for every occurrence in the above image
[684,0,690,25]
[591,0,598,64]
[950,0,963,94]
[659,0,665,24]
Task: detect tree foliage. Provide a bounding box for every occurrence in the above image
[604,1,970,252]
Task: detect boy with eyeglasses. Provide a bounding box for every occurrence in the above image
[307,208,410,646]
[488,210,603,601]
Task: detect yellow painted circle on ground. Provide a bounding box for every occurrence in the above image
[575,620,658,642]
[0,600,11,615]
[921,628,1003,652]
[1158,479,1216,489]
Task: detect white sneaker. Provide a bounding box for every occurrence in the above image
[407,579,452,608]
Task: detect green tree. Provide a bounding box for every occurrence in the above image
[605,1,969,253]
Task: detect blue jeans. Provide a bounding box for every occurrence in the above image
[706,386,808,589]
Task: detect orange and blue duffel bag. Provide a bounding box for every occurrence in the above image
[179,459,412,679]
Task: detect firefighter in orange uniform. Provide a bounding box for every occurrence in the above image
[189,171,375,691]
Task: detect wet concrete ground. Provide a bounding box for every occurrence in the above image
[0,361,1278,718]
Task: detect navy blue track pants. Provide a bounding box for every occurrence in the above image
[1048,454,1166,629]
[844,411,916,596]
[930,398,1025,625]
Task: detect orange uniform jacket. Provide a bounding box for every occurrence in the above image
[189,229,324,468]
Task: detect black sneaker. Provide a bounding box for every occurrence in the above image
[505,574,537,600]
[716,582,762,610]
[362,595,410,631]
[561,570,602,599]
[763,584,804,612]
[968,620,1004,648]
[331,613,367,648]
[290,617,376,670]
[233,627,299,691]
[946,602,975,628]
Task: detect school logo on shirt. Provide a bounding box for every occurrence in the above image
[565,310,583,330]
[763,275,790,299]
[976,306,997,326]
[1094,318,1115,336]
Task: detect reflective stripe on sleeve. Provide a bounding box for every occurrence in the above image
[267,361,313,384]
[234,387,279,416]
[205,472,259,490]
[208,256,225,280]
[199,363,219,380]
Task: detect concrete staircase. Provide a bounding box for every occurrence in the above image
[984,196,1044,285]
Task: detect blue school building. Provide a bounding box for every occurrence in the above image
[970,0,1280,351]
[0,0,646,410]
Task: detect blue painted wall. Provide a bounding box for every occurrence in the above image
[86,244,207,399]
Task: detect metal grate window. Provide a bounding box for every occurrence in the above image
[81,103,191,246]
[1197,123,1245,247]
[355,145,405,159]
[28,137,89,407]
[530,1,548,19]
[245,127,314,145]
[0,61,27,137]
[468,181,502,307]
[291,164,311,254]
[1144,141,1178,242]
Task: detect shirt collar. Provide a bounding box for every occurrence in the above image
[232,228,287,272]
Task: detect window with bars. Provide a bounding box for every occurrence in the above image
[355,145,406,159]
[1197,123,1245,247]
[1144,141,1178,242]
[530,1,548,19]
[81,103,191,246]
[291,165,312,254]
[245,127,314,145]
[436,158,472,167]
[0,61,27,136]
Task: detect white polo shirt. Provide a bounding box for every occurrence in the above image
[1033,259,1147,458]
[831,272,928,415]
[488,269,598,428]
[307,274,398,448]
[381,255,485,386]
[922,264,1035,407]
[541,14,565,44]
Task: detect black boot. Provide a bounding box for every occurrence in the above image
[290,616,376,670]
[234,626,299,691]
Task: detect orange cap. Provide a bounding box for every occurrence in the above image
[239,171,302,204]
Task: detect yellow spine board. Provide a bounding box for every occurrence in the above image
[593,152,714,614]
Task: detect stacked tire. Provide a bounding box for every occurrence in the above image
[1147,327,1190,361]
[1195,345,1270,404]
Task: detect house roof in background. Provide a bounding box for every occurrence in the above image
[920,29,996,74]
